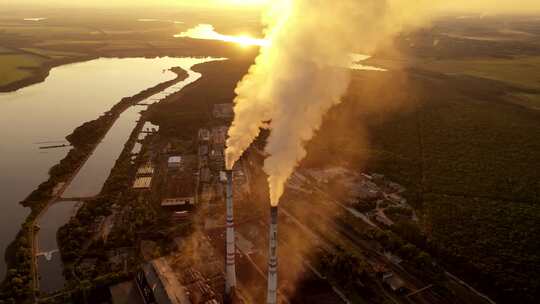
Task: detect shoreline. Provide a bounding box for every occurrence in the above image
[0,53,222,94]
[0,56,98,93]
[0,65,189,300]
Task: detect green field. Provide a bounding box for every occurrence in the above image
[20,48,85,59]
[0,54,46,87]
[301,65,540,303]
[415,56,540,89]
[0,46,15,54]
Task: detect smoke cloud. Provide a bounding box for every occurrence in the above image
[225,0,540,206]
[225,0,435,206]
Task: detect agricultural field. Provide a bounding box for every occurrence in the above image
[302,17,540,301]
[413,56,540,89]
[0,53,46,87]
[0,46,15,54]
[413,56,540,110]
[0,8,262,91]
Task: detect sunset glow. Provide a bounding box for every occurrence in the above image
[174,24,269,47]
[223,0,269,5]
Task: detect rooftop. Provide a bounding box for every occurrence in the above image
[137,163,154,176]
[133,176,152,189]
[162,197,196,207]
[169,156,182,164]
[141,257,192,304]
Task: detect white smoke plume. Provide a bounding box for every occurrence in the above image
[226,0,540,205]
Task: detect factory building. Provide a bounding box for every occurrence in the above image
[137,162,155,176]
[133,162,155,190]
[135,258,191,304]
[168,156,183,170]
[162,154,198,213]
[198,128,211,142]
[382,272,406,293]
[133,177,152,190]
[212,103,234,119]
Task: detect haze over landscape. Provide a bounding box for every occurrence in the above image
[1,1,539,304]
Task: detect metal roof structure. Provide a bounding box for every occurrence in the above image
[133,176,152,189]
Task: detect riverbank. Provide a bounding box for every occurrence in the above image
[0,56,97,93]
[0,66,188,302]
[0,52,239,95]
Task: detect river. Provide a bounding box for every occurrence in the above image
[0,56,219,280]
[62,58,220,198]
[36,201,81,294]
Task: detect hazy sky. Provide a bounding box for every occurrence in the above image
[9,0,540,13]
[9,0,269,8]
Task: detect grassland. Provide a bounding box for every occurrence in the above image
[0,54,46,87]
[0,7,262,92]
[303,63,540,303]
[0,46,15,54]
[413,56,540,109]
[365,54,540,110]
[304,19,540,300]
[413,56,540,89]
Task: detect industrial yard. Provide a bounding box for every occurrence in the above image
[52,91,493,304]
[4,56,518,304]
[1,2,539,304]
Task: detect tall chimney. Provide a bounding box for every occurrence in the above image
[267,206,278,304]
[225,170,237,297]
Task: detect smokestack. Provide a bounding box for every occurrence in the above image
[225,170,237,298]
[267,206,278,304]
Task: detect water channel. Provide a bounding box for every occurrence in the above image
[0,56,220,282]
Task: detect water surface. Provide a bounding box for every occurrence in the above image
[63,57,220,198]
[36,201,80,293]
[0,57,200,277]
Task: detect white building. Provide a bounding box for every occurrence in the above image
[168,156,182,169]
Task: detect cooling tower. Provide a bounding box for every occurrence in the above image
[267,206,278,304]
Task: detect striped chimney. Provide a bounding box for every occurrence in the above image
[225,170,237,296]
[267,206,278,304]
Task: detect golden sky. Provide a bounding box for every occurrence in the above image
[439,0,540,13]
[10,0,540,13]
[12,0,269,8]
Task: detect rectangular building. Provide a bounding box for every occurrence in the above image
[133,177,152,189]
[168,156,183,170]
[135,258,192,304]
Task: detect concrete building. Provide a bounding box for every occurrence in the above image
[135,258,192,304]
[212,104,234,119]
[382,272,406,293]
[110,281,145,304]
[168,156,183,170]
[137,163,155,176]
[133,176,152,189]
[198,128,211,142]
[211,126,228,145]
[162,197,196,210]
[199,145,209,157]
[163,155,198,211]
[200,167,212,183]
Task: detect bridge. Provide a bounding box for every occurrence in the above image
[36,249,59,261]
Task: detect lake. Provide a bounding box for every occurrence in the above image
[0,56,219,279]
